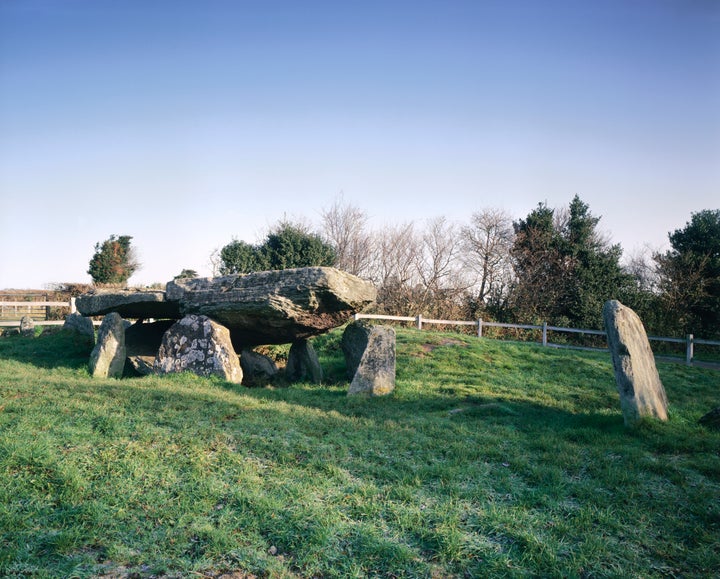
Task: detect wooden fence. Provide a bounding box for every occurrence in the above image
[2,301,717,367]
[0,299,77,327]
[353,313,720,367]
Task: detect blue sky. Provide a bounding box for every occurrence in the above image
[1,0,718,288]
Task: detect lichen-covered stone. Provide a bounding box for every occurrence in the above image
[19,316,35,337]
[75,267,376,348]
[154,315,242,383]
[166,267,377,346]
[603,300,668,427]
[89,312,126,378]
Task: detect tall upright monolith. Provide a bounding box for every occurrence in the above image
[89,312,126,378]
[342,320,396,396]
[603,300,668,427]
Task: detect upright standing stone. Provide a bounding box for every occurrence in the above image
[154,315,242,384]
[603,300,668,427]
[89,312,126,378]
[19,316,35,337]
[342,321,396,396]
[63,313,96,345]
[286,339,323,383]
[240,349,279,386]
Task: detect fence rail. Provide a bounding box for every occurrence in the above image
[353,313,720,367]
[0,299,77,326]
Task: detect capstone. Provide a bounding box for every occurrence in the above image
[76,289,180,319]
[165,267,377,345]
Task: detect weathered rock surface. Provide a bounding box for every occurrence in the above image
[240,349,279,385]
[603,300,668,427]
[89,313,126,378]
[342,321,396,396]
[75,268,376,347]
[286,339,323,383]
[76,289,180,319]
[154,315,242,383]
[699,407,720,430]
[63,313,95,343]
[167,267,377,346]
[20,316,35,337]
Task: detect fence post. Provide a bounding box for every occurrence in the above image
[477,319,483,338]
[686,334,694,366]
[416,314,423,330]
[70,297,77,314]
[542,322,548,346]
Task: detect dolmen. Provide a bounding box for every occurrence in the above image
[75,267,377,385]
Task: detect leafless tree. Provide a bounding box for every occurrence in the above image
[461,208,515,305]
[415,216,471,316]
[624,245,660,294]
[366,221,425,313]
[321,195,373,277]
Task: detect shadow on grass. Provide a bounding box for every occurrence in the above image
[0,330,92,370]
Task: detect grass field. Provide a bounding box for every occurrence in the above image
[0,327,718,578]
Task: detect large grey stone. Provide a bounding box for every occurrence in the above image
[286,339,323,384]
[63,313,95,344]
[75,267,376,348]
[342,321,396,396]
[603,300,668,427]
[166,267,376,346]
[89,312,126,378]
[154,315,242,383]
[240,349,279,386]
[19,316,35,337]
[76,289,180,319]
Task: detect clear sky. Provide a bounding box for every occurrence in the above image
[1,0,718,288]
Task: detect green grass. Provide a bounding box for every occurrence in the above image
[1,328,718,578]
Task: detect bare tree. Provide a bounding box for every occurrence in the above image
[624,245,660,295]
[416,217,471,316]
[367,222,424,314]
[461,208,515,304]
[321,195,373,277]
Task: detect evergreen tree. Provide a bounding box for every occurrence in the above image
[261,221,336,270]
[510,196,629,328]
[219,240,266,275]
[655,209,720,338]
[219,220,336,275]
[87,235,139,285]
